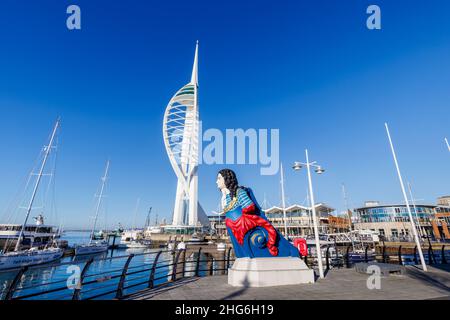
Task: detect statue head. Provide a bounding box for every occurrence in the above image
[217,169,239,199]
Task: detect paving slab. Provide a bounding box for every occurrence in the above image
[125,265,450,300]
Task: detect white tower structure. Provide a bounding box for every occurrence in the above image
[163,42,207,228]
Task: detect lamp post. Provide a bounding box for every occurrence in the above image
[385,123,427,271]
[293,149,325,279]
[280,163,288,238]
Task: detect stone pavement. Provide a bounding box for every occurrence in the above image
[126,265,450,300]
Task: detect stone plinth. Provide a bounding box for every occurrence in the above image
[228,257,315,287]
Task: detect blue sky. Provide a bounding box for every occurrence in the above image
[0,0,449,229]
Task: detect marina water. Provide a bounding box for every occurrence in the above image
[0,231,177,300]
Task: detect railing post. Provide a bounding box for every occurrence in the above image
[428,245,435,265]
[72,258,94,300]
[220,250,226,275]
[325,246,330,271]
[182,249,187,278]
[115,254,134,299]
[226,247,232,274]
[345,246,351,268]
[413,246,418,265]
[209,257,214,276]
[382,245,387,263]
[4,266,28,300]
[195,247,202,277]
[171,249,184,282]
[148,250,163,289]
[397,245,403,265]
[364,246,369,263]
[441,245,447,264]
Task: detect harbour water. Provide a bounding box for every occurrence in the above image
[0,231,179,300]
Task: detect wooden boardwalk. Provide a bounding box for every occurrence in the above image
[126,265,450,300]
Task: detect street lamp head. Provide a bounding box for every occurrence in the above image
[292,162,302,171]
[315,166,325,174]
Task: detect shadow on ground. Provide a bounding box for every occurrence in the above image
[405,265,450,294]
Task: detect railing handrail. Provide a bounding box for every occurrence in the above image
[3,244,449,300]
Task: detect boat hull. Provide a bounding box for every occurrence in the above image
[0,248,64,270]
[75,244,108,256]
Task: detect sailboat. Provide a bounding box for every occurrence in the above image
[119,199,151,248]
[75,161,110,255]
[0,119,64,270]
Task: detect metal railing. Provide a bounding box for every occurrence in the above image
[300,244,449,271]
[1,247,235,300]
[3,243,446,300]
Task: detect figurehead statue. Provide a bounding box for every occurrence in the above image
[217,169,299,258]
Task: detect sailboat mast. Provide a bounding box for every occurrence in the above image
[341,183,353,231]
[146,207,152,228]
[132,198,141,230]
[15,118,60,251]
[90,160,110,244]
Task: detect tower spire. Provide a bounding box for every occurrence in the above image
[190,40,199,85]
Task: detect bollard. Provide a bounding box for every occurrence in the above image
[4,266,28,300]
[115,254,135,299]
[148,251,163,289]
[397,246,403,265]
[72,258,94,300]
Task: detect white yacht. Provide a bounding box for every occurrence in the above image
[0,247,63,270]
[119,229,149,248]
[75,241,108,255]
[0,119,64,270]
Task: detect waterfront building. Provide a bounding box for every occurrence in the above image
[208,203,344,238]
[353,200,450,242]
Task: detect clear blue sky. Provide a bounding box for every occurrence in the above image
[0,0,449,229]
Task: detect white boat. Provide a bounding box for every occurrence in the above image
[119,229,147,248]
[122,239,151,249]
[75,161,110,256]
[145,226,164,236]
[75,241,109,255]
[0,247,63,270]
[0,119,64,270]
[217,242,226,251]
[186,232,205,244]
[0,215,59,250]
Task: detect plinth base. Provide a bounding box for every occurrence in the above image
[228,257,315,287]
